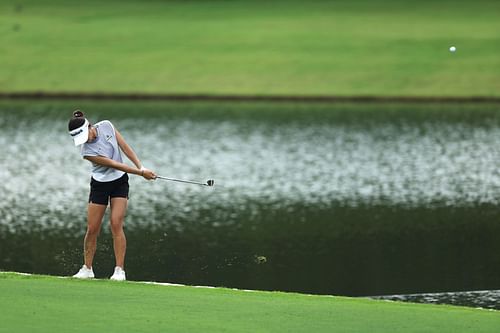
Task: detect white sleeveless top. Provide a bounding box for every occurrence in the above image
[80,120,125,182]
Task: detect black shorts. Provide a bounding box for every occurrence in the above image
[89,173,129,205]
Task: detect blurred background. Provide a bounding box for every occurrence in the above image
[1,0,500,309]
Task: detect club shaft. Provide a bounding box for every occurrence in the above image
[156,176,208,186]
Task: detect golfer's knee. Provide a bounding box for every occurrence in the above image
[109,218,123,234]
[86,224,100,236]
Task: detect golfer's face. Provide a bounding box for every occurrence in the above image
[87,126,95,142]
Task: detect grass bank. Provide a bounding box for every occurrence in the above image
[1,0,499,96]
[1,272,499,333]
[2,99,500,125]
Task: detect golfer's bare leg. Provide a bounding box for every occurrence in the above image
[85,203,107,268]
[110,197,128,268]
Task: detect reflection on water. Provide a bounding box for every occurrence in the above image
[1,102,500,308]
[4,118,500,228]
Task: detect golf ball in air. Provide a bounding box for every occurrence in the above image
[449,46,456,52]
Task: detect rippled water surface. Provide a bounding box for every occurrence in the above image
[372,290,500,310]
[1,102,500,308]
[4,116,500,226]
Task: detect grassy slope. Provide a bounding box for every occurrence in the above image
[2,99,500,122]
[1,273,499,333]
[0,0,499,96]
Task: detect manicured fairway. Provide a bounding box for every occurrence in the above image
[1,0,499,96]
[1,273,499,333]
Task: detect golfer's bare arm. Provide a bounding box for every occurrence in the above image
[84,156,155,179]
[115,129,142,169]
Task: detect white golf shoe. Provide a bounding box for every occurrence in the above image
[110,266,126,281]
[72,265,95,279]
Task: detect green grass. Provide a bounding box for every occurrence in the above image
[2,99,500,123]
[0,272,499,333]
[1,0,499,96]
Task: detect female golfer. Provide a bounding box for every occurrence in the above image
[68,110,156,281]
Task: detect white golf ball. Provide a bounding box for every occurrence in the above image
[449,46,456,52]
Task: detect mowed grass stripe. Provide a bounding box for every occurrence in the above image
[0,0,499,96]
[0,273,499,333]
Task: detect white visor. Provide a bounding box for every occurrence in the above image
[69,119,89,146]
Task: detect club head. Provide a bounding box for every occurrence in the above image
[207,179,214,187]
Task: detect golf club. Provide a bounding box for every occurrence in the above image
[156,175,214,187]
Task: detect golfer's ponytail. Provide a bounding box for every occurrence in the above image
[68,109,87,131]
[73,109,85,118]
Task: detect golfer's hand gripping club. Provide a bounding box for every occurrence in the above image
[140,167,156,180]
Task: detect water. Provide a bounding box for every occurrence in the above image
[372,290,500,310]
[1,102,500,309]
